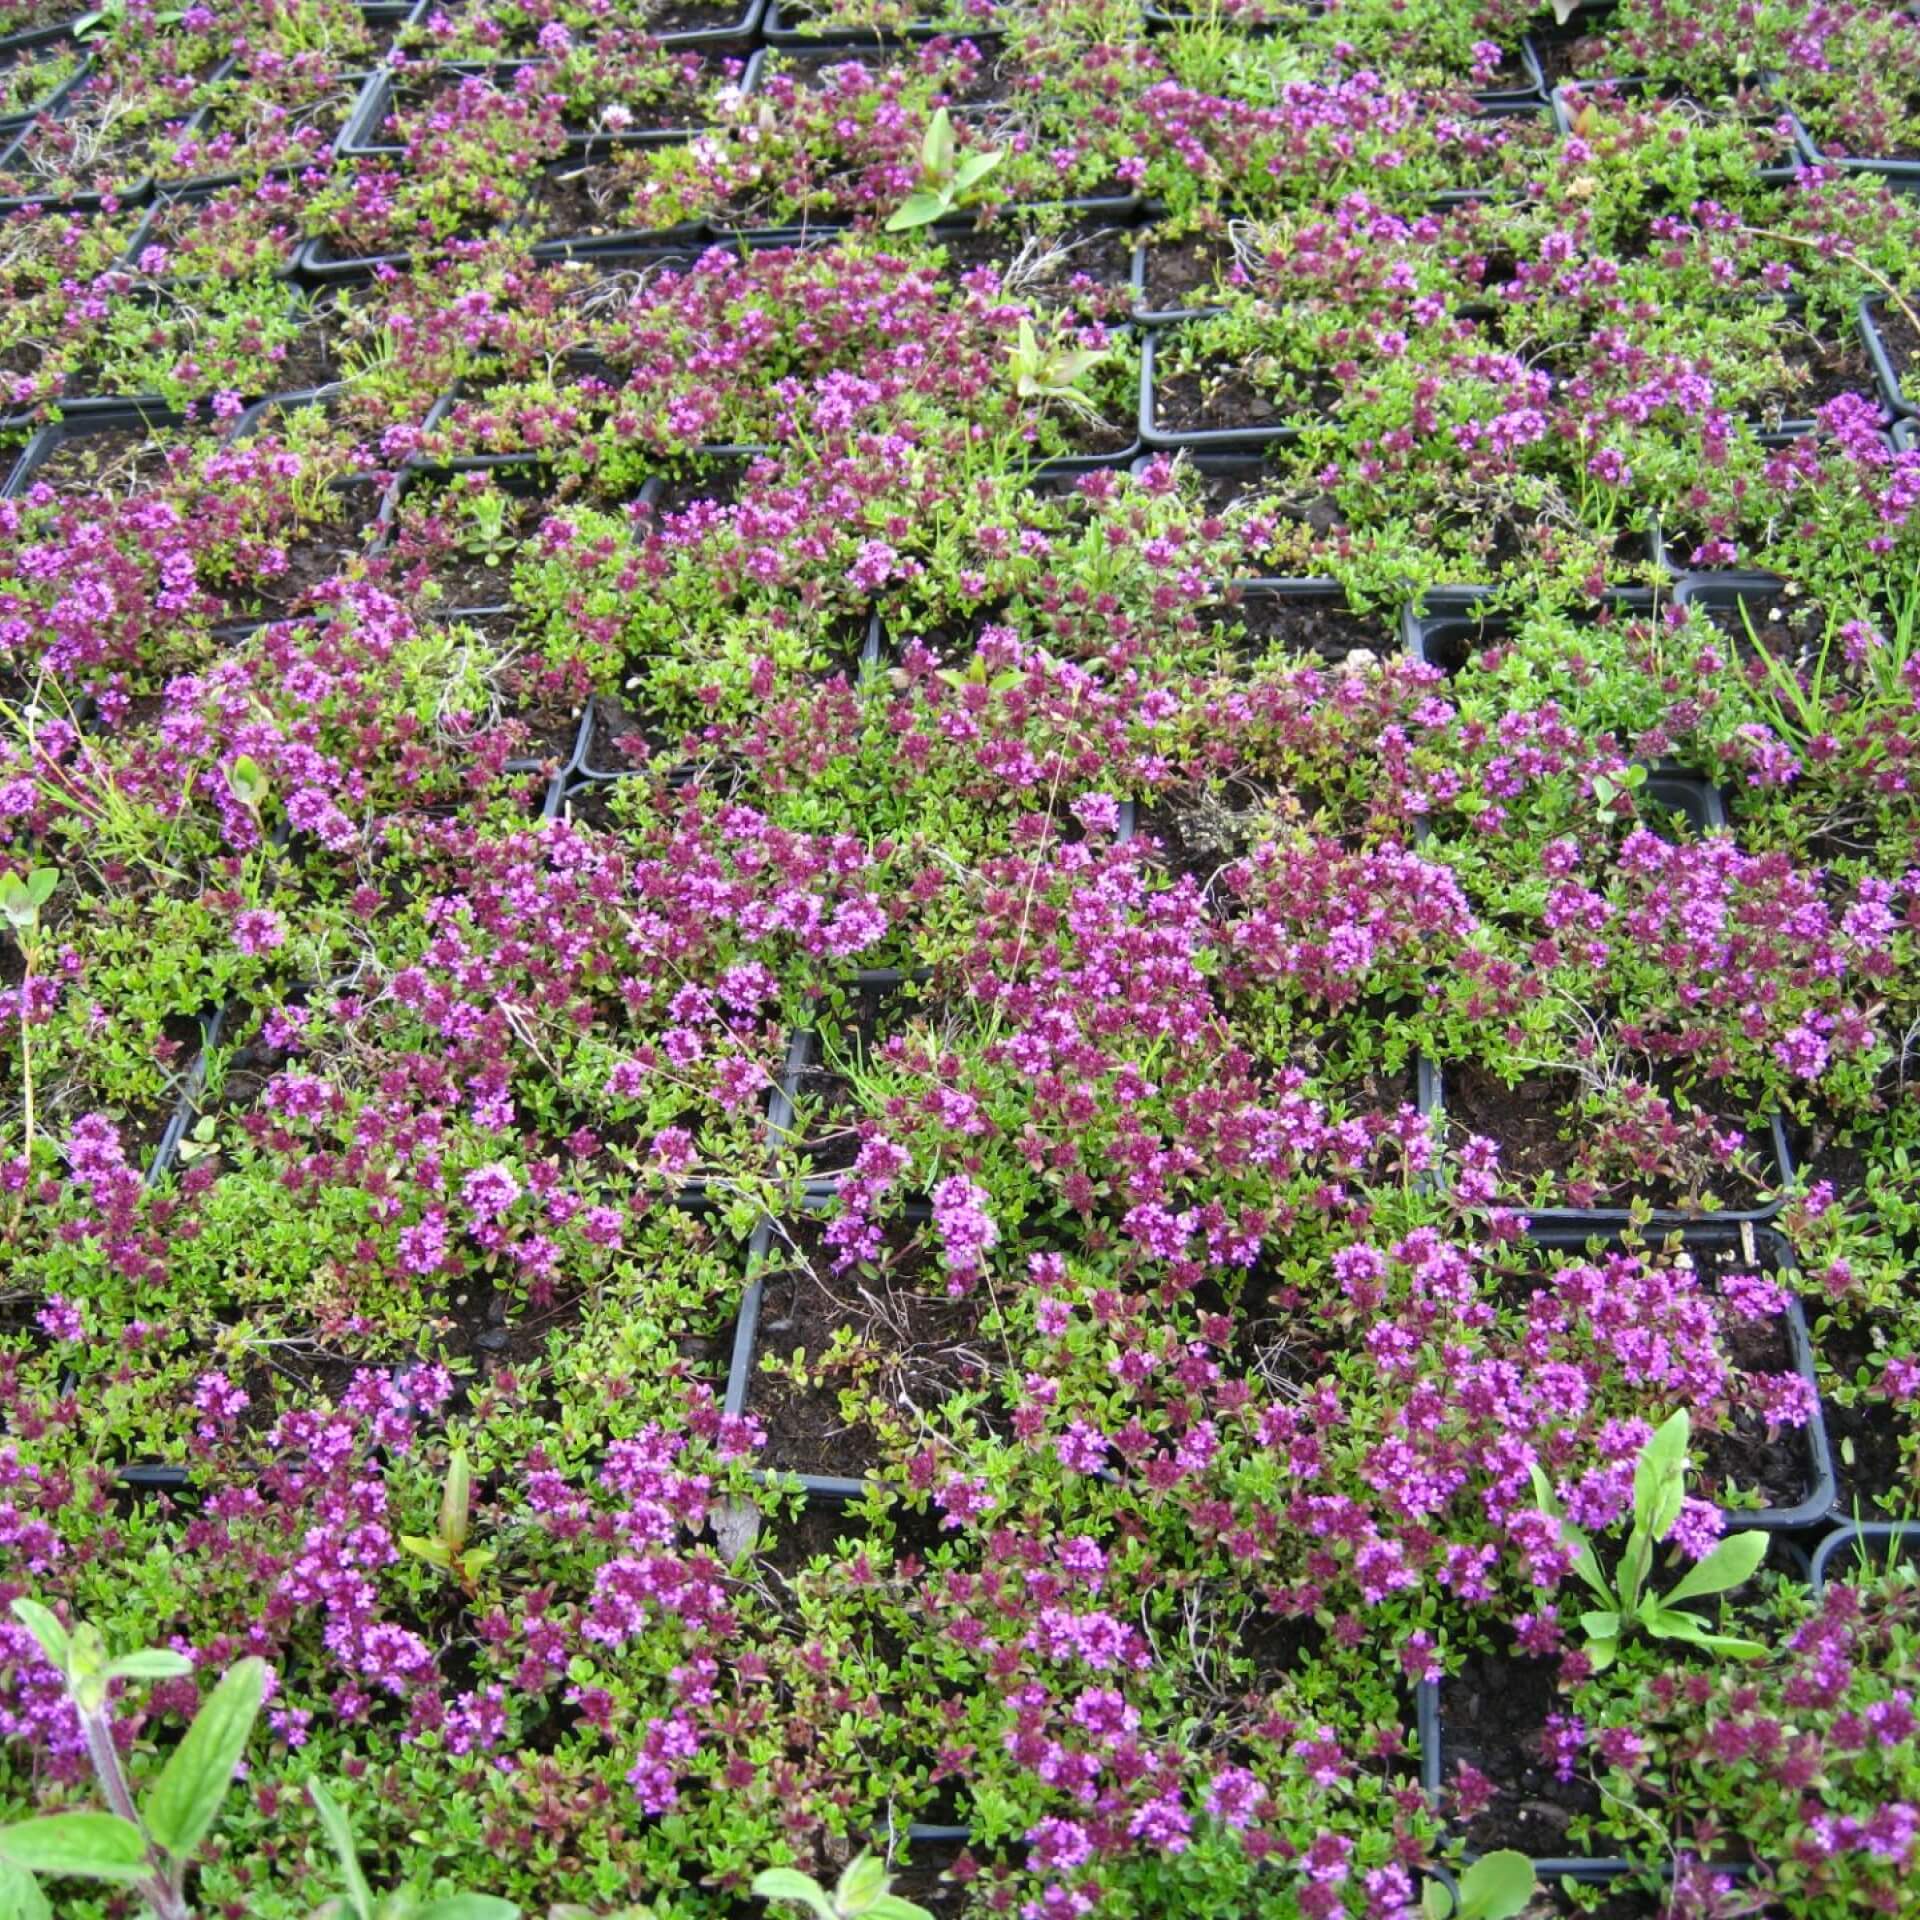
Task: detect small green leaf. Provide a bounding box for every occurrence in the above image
[1661,1529,1769,1606]
[0,1814,149,1883]
[413,1898,521,1920]
[145,1656,266,1863]
[23,871,56,910]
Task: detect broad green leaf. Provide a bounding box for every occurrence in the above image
[308,1781,374,1920]
[920,107,954,181]
[1634,1409,1690,1541]
[9,1601,70,1672]
[0,1814,149,1882]
[884,190,948,233]
[837,1853,888,1912]
[399,1535,454,1570]
[1662,1528,1770,1606]
[865,1899,935,1920]
[950,148,1003,195]
[145,1657,265,1862]
[1578,1610,1620,1642]
[1421,1879,1452,1920]
[0,1862,49,1920]
[1615,1526,1652,1614]
[439,1449,472,1554]
[1586,1635,1617,1673]
[104,1650,194,1683]
[1456,1850,1536,1920]
[24,871,56,909]
[750,1868,836,1920]
[413,1898,521,1919]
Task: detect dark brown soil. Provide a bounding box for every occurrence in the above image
[1213,588,1388,664]
[1765,335,1876,422]
[1875,300,1919,404]
[1817,1314,1911,1515]
[1441,1651,1600,1855]
[1156,358,1320,437]
[1703,588,1831,676]
[936,219,1134,309]
[745,1228,1002,1479]
[1530,19,1616,88]
[582,690,672,773]
[526,161,637,243]
[1439,1061,1775,1211]
[1141,233,1233,310]
[783,1064,864,1174]
[218,481,384,618]
[503,697,585,768]
[1700,1300,1815,1512]
[31,425,175,495]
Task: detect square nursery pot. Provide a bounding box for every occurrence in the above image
[725,1199,1006,1502]
[397,0,769,54]
[336,54,761,160]
[1401,586,1658,682]
[0,37,87,136]
[2,400,185,496]
[1130,224,1244,327]
[1790,102,1920,184]
[1551,77,1801,185]
[1416,1538,1810,1874]
[1212,577,1401,666]
[762,0,999,45]
[1811,1521,1919,1589]
[1525,1224,1836,1532]
[120,186,307,282]
[1421,1049,1797,1234]
[1858,295,1918,421]
[1140,325,1310,452]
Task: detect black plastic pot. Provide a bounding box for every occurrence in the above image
[335,53,759,161]
[1790,103,1920,185]
[144,1003,229,1188]
[1400,586,1657,680]
[1,399,185,496]
[1811,1521,1918,1588]
[0,38,86,136]
[119,186,307,282]
[723,1197,964,1502]
[1551,77,1801,186]
[1859,296,1916,421]
[762,0,998,45]
[1419,1539,1812,1875]
[1139,326,1300,453]
[1543,1226,1831,1529]
[395,0,768,56]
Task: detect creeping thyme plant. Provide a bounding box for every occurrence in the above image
[3,0,1920,1916]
